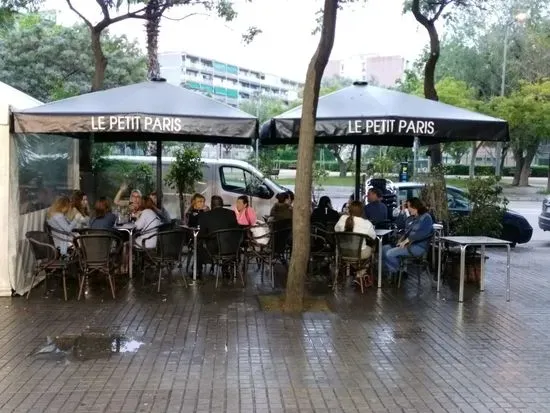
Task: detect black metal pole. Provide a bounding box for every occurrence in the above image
[156,140,163,208]
[355,144,361,201]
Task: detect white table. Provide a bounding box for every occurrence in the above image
[437,236,512,303]
[375,229,393,288]
[115,223,136,278]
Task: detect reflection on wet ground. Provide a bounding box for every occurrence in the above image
[32,328,143,361]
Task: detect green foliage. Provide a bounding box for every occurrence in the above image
[371,155,395,176]
[93,159,154,199]
[453,177,508,237]
[249,148,278,177]
[0,14,147,102]
[418,165,449,223]
[239,97,297,124]
[311,164,329,204]
[164,146,203,217]
[488,79,550,155]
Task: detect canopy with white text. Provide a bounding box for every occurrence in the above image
[259,81,509,146]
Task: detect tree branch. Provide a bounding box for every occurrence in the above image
[95,0,110,20]
[65,0,92,28]
[431,1,450,22]
[162,12,209,21]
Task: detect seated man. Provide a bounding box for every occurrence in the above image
[383,197,433,276]
[363,187,388,227]
[197,196,240,279]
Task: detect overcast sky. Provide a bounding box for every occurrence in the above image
[45,0,436,81]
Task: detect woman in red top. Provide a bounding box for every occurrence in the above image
[234,195,257,226]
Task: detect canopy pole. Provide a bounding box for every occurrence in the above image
[156,140,163,208]
[355,144,361,201]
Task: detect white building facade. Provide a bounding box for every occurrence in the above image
[159,52,303,107]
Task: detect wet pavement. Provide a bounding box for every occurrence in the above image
[1,240,550,412]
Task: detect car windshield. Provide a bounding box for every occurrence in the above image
[265,177,286,193]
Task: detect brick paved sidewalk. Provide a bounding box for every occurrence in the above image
[0,241,549,412]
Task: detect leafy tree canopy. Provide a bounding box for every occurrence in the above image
[0,13,147,101]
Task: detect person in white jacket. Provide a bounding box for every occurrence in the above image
[334,200,376,259]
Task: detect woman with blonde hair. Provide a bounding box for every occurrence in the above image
[47,196,78,255]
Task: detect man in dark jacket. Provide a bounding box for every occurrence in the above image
[364,187,388,227]
[198,195,239,237]
[197,196,240,279]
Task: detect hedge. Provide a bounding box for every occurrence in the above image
[445,164,549,177]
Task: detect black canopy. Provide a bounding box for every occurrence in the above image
[11,78,258,145]
[260,81,509,146]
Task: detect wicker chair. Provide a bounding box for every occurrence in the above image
[25,231,77,301]
[333,232,376,293]
[74,233,123,299]
[203,228,245,288]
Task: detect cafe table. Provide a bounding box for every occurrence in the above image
[437,236,512,302]
[115,223,136,278]
[180,225,200,283]
[374,229,393,288]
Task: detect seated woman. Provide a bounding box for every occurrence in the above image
[234,195,257,226]
[184,193,209,228]
[335,201,376,258]
[383,197,434,276]
[90,197,117,230]
[311,196,340,226]
[67,190,90,229]
[46,196,78,255]
[270,192,292,222]
[134,196,162,249]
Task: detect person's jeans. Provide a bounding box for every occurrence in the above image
[382,244,427,274]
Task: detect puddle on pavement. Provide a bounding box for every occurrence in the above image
[32,328,143,361]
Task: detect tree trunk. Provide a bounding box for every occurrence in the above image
[284,0,338,313]
[327,145,347,177]
[146,0,161,79]
[90,29,107,92]
[469,142,479,178]
[179,192,185,220]
[422,19,442,166]
[80,28,107,199]
[512,149,523,186]
[518,147,537,187]
[500,145,508,176]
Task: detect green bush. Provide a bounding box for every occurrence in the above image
[93,159,154,198]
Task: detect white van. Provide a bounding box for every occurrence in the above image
[104,155,289,220]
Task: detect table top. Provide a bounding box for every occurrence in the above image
[115,223,135,230]
[440,236,511,246]
[375,229,393,237]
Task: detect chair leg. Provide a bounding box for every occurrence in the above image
[333,261,339,291]
[157,264,162,293]
[215,264,220,288]
[108,273,116,299]
[179,263,188,288]
[78,272,87,300]
[62,268,67,301]
[26,270,38,300]
[270,254,274,288]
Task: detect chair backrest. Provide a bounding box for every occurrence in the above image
[271,225,292,255]
[334,232,374,260]
[210,228,244,257]
[75,234,121,266]
[157,229,187,260]
[77,228,122,238]
[26,231,58,261]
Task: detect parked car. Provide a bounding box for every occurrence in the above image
[538,196,550,231]
[388,182,533,246]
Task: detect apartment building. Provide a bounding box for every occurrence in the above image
[159,52,303,107]
[324,54,406,87]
